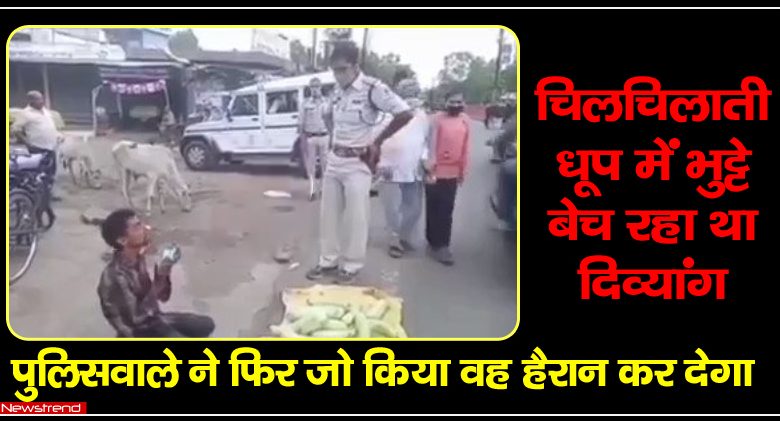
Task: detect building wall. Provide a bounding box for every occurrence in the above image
[9,28,174,127]
[48,63,102,125]
[9,62,40,108]
[55,29,105,43]
[104,28,170,50]
[187,76,227,114]
[15,28,107,45]
[10,62,102,126]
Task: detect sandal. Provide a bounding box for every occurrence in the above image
[336,269,358,284]
[306,265,339,281]
[389,244,405,258]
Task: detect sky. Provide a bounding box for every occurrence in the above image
[190,28,515,88]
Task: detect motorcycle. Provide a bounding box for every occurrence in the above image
[490,141,516,233]
[9,148,57,284]
[10,148,56,231]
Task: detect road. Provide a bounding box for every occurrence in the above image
[7,121,517,339]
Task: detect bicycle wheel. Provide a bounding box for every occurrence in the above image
[9,189,39,285]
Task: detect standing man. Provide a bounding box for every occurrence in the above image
[98,208,215,338]
[10,91,62,197]
[158,105,177,145]
[306,41,413,283]
[299,77,331,201]
[425,89,472,266]
[377,77,430,258]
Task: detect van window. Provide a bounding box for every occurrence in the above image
[231,93,258,116]
[266,90,299,114]
[304,84,335,99]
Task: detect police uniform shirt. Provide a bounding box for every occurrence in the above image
[328,73,410,149]
[301,96,329,135]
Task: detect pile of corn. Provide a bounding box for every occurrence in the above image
[269,284,407,338]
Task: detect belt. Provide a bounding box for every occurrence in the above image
[305,131,329,137]
[332,145,368,158]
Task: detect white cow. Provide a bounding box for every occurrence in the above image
[111,140,192,215]
[57,133,102,189]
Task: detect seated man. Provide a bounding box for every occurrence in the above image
[11,91,62,199]
[268,94,290,114]
[98,209,215,338]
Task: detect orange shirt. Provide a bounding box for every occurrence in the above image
[429,112,471,179]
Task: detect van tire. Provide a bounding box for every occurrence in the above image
[182,139,217,171]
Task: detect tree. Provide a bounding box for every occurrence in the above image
[169,29,200,56]
[432,51,518,105]
[433,53,492,104]
[464,56,495,103]
[500,62,517,94]
[288,33,416,82]
[323,28,353,42]
[289,39,327,73]
[439,52,476,84]
[362,52,415,86]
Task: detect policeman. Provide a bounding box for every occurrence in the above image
[306,41,413,283]
[299,77,331,201]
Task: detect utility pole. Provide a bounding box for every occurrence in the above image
[361,28,369,68]
[494,28,505,101]
[311,28,318,70]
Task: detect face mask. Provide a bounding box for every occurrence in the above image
[447,105,464,115]
[333,69,355,89]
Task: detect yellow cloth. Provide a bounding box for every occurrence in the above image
[275,284,406,338]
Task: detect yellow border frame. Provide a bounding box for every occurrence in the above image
[6,24,520,342]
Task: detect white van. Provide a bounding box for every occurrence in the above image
[179,71,336,171]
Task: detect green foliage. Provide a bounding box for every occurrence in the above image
[432,51,517,105]
[168,29,200,56]
[362,52,414,86]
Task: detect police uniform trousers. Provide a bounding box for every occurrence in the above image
[318,152,373,273]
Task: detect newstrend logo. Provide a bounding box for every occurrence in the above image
[0,402,86,414]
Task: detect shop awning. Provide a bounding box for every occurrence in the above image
[96,61,184,82]
[108,79,167,95]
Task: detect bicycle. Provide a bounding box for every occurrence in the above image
[9,151,56,285]
[9,187,39,285]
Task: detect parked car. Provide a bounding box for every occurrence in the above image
[179,71,337,172]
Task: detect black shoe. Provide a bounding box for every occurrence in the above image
[335,269,358,284]
[431,247,454,266]
[389,243,405,258]
[305,265,338,281]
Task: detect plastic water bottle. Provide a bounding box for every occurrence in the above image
[160,244,182,267]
